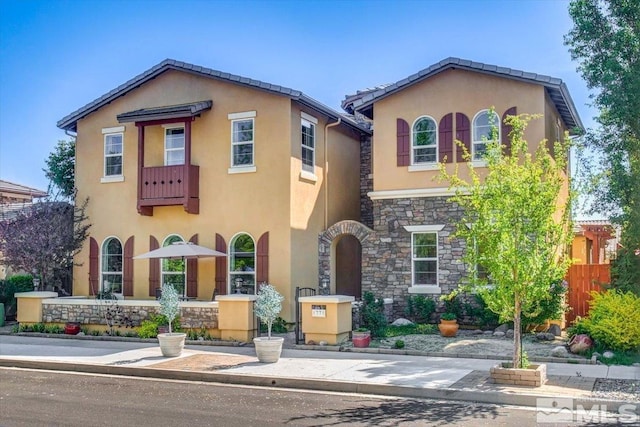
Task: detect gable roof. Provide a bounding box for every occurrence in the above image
[0,179,47,199]
[57,59,370,135]
[342,57,583,132]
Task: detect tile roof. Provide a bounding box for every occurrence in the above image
[343,57,583,133]
[57,59,370,134]
[117,101,213,123]
[0,180,47,198]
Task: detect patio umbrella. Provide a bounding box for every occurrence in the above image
[133,241,227,259]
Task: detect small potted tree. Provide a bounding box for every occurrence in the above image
[157,284,186,357]
[253,283,285,363]
[438,312,459,337]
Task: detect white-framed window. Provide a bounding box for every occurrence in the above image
[229,233,256,294]
[472,110,500,161]
[161,235,185,296]
[101,237,123,295]
[231,118,254,167]
[164,126,185,166]
[301,113,316,173]
[412,116,437,164]
[411,232,438,286]
[104,134,123,177]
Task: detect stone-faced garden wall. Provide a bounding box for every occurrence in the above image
[361,196,468,318]
[41,299,218,329]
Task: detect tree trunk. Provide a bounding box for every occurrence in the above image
[513,298,522,368]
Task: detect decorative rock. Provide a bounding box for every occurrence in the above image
[472,329,484,335]
[494,324,509,334]
[551,346,569,358]
[602,351,614,359]
[506,329,514,339]
[536,332,556,341]
[307,340,316,345]
[547,324,562,337]
[568,334,593,354]
[391,318,414,326]
[198,336,204,341]
[493,331,505,337]
[484,330,494,335]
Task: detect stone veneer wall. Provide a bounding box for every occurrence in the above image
[41,300,218,329]
[359,135,373,229]
[361,196,468,318]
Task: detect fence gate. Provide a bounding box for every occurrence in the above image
[295,286,316,344]
[565,264,609,324]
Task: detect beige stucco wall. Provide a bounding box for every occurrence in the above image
[73,70,362,322]
[371,69,548,192]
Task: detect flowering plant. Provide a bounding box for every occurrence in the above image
[159,284,180,334]
[254,283,284,339]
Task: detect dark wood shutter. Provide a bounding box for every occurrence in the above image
[439,113,453,163]
[215,233,227,296]
[396,118,410,166]
[256,232,269,284]
[186,234,198,298]
[502,107,517,156]
[455,113,471,162]
[123,236,134,297]
[149,235,159,296]
[89,237,99,296]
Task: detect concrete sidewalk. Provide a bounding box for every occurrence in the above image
[0,334,638,412]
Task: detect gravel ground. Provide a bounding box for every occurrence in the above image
[592,379,640,402]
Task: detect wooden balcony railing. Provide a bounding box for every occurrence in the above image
[138,164,199,215]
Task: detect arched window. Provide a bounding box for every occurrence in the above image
[229,233,256,294]
[101,237,123,295]
[472,110,500,161]
[162,234,185,296]
[412,117,437,164]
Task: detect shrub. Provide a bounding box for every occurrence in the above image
[393,340,405,349]
[464,294,500,328]
[383,323,436,337]
[259,316,288,334]
[137,320,159,338]
[361,292,387,338]
[442,294,464,319]
[405,295,436,324]
[580,290,640,352]
[522,279,567,328]
[0,275,34,318]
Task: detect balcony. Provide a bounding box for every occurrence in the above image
[138,164,199,215]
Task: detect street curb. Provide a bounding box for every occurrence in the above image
[0,358,631,412]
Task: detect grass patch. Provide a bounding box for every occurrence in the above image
[382,323,436,337]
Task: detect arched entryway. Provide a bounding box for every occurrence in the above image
[318,220,373,296]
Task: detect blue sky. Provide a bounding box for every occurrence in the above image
[0,0,595,197]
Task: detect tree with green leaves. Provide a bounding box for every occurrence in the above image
[565,0,640,293]
[43,139,75,199]
[440,114,573,369]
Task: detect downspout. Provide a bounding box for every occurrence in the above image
[324,118,341,229]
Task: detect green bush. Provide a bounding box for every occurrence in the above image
[405,295,436,324]
[361,291,387,338]
[0,275,34,318]
[580,290,640,352]
[137,320,159,338]
[442,294,464,319]
[393,339,405,349]
[383,323,436,337]
[259,316,288,333]
[464,294,500,328]
[522,279,567,328]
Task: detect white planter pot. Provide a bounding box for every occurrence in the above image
[253,336,284,363]
[158,332,186,357]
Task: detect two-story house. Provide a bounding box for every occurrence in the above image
[327,58,583,316]
[57,59,370,321]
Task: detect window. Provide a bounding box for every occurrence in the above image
[472,110,500,161]
[412,117,437,164]
[101,237,123,294]
[104,134,123,176]
[165,127,185,166]
[412,232,438,286]
[231,119,254,166]
[301,116,316,172]
[161,235,185,296]
[229,233,256,294]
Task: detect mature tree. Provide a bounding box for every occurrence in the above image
[440,114,573,369]
[0,197,90,291]
[43,139,75,199]
[565,0,640,292]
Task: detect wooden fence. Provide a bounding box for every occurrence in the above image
[565,264,610,324]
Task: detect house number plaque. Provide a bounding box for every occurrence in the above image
[311,305,326,318]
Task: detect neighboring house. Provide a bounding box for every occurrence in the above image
[0,180,48,279]
[57,59,370,321]
[571,220,620,264]
[58,57,583,321]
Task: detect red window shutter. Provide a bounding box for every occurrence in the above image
[455,113,471,162]
[439,113,453,163]
[186,234,198,298]
[215,233,227,296]
[89,237,99,296]
[123,236,134,297]
[257,232,269,284]
[149,235,159,297]
[396,118,410,166]
[502,106,517,156]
